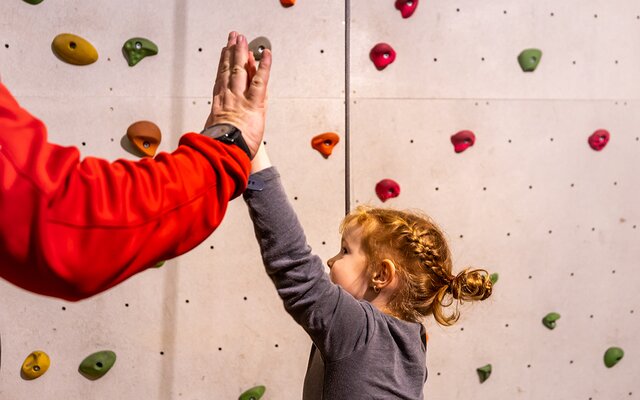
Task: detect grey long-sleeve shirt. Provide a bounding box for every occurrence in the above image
[244,167,427,400]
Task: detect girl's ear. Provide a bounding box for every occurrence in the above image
[371,259,397,288]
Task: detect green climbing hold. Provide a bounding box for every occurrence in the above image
[542,312,561,330]
[604,347,624,368]
[518,48,542,72]
[489,273,499,285]
[152,260,166,269]
[23,0,44,4]
[239,385,266,400]
[122,38,158,67]
[78,350,116,380]
[476,364,492,383]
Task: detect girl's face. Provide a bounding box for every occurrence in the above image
[326,226,370,299]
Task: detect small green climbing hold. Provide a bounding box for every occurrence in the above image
[518,48,542,72]
[122,37,158,67]
[604,347,624,368]
[476,364,492,383]
[239,385,266,400]
[152,260,166,269]
[78,350,116,380]
[23,0,45,4]
[489,273,499,285]
[542,312,561,330]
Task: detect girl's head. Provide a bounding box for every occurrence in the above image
[328,205,492,326]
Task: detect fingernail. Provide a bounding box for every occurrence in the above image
[229,31,237,40]
[238,34,245,43]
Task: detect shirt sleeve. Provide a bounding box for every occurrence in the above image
[0,82,251,301]
[243,166,374,362]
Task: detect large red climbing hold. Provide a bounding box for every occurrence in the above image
[395,0,419,18]
[451,130,476,153]
[370,43,396,70]
[311,132,340,158]
[375,179,401,202]
[280,0,295,7]
[588,129,610,151]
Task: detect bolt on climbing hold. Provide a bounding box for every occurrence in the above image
[476,364,492,383]
[23,0,44,4]
[280,0,295,7]
[395,0,419,18]
[51,33,98,66]
[122,37,158,67]
[489,273,499,284]
[451,130,476,153]
[370,43,396,70]
[239,385,266,400]
[79,350,116,380]
[152,260,166,269]
[375,179,400,202]
[21,351,50,380]
[588,129,610,151]
[311,132,340,158]
[248,37,272,62]
[126,121,162,157]
[518,49,542,72]
[542,312,561,329]
[604,347,624,368]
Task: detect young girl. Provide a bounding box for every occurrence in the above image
[243,145,492,399]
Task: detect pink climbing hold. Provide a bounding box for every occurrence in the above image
[451,130,476,153]
[588,129,610,151]
[370,43,396,70]
[395,0,419,18]
[375,179,401,202]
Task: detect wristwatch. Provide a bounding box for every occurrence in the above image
[200,123,252,160]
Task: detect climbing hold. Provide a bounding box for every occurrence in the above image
[51,33,98,66]
[152,260,166,269]
[78,350,116,380]
[370,43,396,70]
[604,347,624,368]
[23,0,44,4]
[126,121,162,157]
[248,37,272,62]
[280,0,295,7]
[395,0,419,18]
[311,132,340,158]
[122,38,158,67]
[489,273,499,285]
[239,385,266,400]
[476,364,492,383]
[451,130,476,153]
[542,312,561,330]
[375,179,400,202]
[588,129,610,151]
[517,49,542,72]
[21,351,50,380]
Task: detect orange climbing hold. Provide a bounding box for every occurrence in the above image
[280,0,295,7]
[311,132,340,158]
[126,121,162,157]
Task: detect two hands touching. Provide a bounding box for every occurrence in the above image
[205,31,272,167]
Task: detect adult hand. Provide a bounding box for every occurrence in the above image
[205,31,272,159]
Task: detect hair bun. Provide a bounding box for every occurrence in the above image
[451,269,493,301]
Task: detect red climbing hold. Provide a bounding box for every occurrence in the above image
[311,132,340,158]
[395,0,419,18]
[280,0,295,7]
[375,179,400,202]
[451,130,476,153]
[588,129,610,151]
[370,43,396,70]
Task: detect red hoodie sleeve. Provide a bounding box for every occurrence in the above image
[0,83,250,301]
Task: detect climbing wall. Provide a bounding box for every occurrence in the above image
[0,0,638,399]
[0,0,344,399]
[349,0,639,399]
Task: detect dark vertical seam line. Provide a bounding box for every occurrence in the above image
[345,0,351,215]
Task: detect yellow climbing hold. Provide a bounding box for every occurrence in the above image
[21,350,50,380]
[52,33,98,66]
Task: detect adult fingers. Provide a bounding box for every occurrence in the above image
[215,32,238,94]
[230,34,249,94]
[247,49,272,104]
[246,51,257,88]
